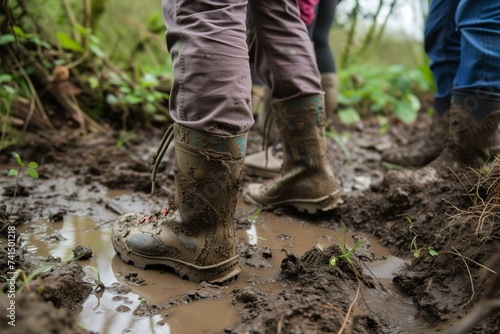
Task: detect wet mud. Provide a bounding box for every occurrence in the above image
[1,114,499,333]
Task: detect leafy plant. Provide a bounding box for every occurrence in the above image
[9,264,55,294]
[329,221,365,267]
[7,152,39,216]
[84,265,105,292]
[407,217,439,258]
[337,64,432,124]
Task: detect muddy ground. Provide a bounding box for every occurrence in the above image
[0,114,499,334]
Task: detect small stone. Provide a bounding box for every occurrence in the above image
[72,245,93,260]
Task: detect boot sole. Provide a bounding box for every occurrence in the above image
[244,188,342,214]
[112,239,241,284]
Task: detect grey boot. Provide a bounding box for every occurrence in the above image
[112,124,247,283]
[382,110,449,167]
[244,94,341,213]
[321,72,339,120]
[430,102,500,171]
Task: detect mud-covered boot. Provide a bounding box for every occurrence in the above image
[244,141,283,178]
[244,95,341,213]
[430,102,500,172]
[112,124,247,283]
[382,111,449,167]
[321,72,339,120]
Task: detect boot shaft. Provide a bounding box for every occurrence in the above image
[173,124,247,227]
[272,94,329,171]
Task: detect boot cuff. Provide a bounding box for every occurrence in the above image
[174,124,247,159]
[452,89,500,120]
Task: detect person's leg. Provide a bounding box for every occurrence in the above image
[425,0,461,115]
[310,0,339,118]
[244,0,340,213]
[435,0,500,169]
[382,0,460,167]
[165,0,253,135]
[112,0,252,283]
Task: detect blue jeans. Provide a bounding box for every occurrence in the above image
[425,0,500,118]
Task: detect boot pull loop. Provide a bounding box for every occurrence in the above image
[150,124,175,194]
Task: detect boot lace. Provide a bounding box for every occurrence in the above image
[150,123,175,194]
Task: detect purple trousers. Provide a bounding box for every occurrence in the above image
[162,0,323,135]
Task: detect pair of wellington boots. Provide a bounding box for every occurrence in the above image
[112,124,246,284]
[246,73,338,177]
[112,95,340,283]
[383,105,500,169]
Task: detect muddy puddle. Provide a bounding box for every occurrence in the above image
[17,195,430,334]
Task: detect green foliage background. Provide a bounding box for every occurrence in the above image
[0,0,434,151]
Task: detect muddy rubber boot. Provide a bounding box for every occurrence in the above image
[244,141,283,178]
[112,124,247,284]
[244,95,341,213]
[382,111,449,167]
[321,73,339,120]
[430,102,500,172]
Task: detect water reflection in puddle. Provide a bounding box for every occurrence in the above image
[19,202,407,334]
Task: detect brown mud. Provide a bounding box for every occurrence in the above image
[0,114,499,333]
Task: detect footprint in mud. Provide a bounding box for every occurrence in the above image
[115,305,131,313]
[107,282,132,295]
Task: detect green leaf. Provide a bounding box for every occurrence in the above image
[329,257,337,267]
[428,247,439,257]
[338,107,361,124]
[30,37,52,49]
[56,32,84,52]
[393,101,415,124]
[89,44,105,58]
[88,76,99,89]
[0,34,16,45]
[125,94,143,105]
[27,161,39,168]
[8,169,18,176]
[27,168,39,179]
[381,161,405,170]
[140,73,159,87]
[0,74,13,84]
[12,152,23,166]
[413,249,421,258]
[12,26,26,38]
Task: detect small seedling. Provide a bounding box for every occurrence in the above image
[7,152,39,216]
[407,217,439,258]
[329,221,364,267]
[249,209,261,224]
[10,264,55,294]
[84,265,105,292]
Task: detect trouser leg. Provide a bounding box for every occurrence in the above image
[246,0,322,100]
[424,0,460,115]
[162,0,254,135]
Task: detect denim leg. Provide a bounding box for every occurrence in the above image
[424,0,460,114]
[162,0,254,135]
[454,0,500,94]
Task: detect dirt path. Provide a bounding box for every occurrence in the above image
[0,115,499,333]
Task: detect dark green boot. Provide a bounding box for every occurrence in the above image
[112,124,247,283]
[382,111,449,167]
[244,94,341,213]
